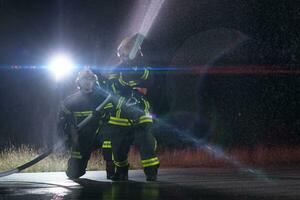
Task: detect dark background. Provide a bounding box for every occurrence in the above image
[0,0,299,149]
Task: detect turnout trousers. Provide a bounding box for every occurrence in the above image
[105,122,159,180]
[66,130,113,179]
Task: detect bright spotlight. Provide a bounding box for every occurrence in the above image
[48,54,75,80]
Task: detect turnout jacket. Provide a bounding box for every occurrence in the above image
[107,63,153,126]
[57,87,112,141]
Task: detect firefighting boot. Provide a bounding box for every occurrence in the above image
[144,165,159,182]
[66,158,86,179]
[106,161,115,180]
[111,165,129,181]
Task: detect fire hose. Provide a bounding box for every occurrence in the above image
[0,94,112,178]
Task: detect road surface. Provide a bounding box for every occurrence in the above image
[0,168,299,199]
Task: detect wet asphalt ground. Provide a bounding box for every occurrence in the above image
[0,168,299,200]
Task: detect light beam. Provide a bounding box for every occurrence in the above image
[48,54,75,81]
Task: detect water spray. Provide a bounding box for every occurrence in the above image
[128,0,166,60]
[157,118,272,182]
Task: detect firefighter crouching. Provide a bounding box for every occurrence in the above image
[105,34,159,181]
[57,69,114,179]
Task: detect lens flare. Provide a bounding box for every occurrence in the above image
[48,54,75,81]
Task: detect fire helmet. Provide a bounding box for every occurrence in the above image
[76,69,99,93]
[117,33,144,62]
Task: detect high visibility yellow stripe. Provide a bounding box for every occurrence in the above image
[128,81,138,86]
[139,113,153,123]
[119,78,127,86]
[141,157,159,164]
[119,73,140,87]
[108,120,131,126]
[112,84,117,93]
[141,69,149,80]
[71,155,83,159]
[143,99,147,113]
[146,101,150,114]
[142,99,148,114]
[116,110,121,118]
[141,159,159,164]
[141,157,160,167]
[108,116,131,126]
[142,161,160,167]
[145,69,150,80]
[116,160,128,166]
[102,141,111,148]
[74,111,93,117]
[116,97,125,109]
[110,116,130,122]
[109,115,152,125]
[71,151,81,155]
[139,118,153,121]
[116,97,125,118]
[114,160,128,167]
[104,103,113,109]
[118,73,129,86]
[142,99,150,114]
[139,119,153,124]
[109,118,130,123]
[139,115,152,120]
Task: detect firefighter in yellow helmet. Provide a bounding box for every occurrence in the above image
[57,68,115,179]
[105,34,159,181]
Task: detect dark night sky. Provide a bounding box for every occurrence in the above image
[0,0,299,149]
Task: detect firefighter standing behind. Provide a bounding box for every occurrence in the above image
[106,34,159,181]
[57,69,114,179]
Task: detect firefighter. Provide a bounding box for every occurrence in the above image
[57,68,115,179]
[105,34,159,181]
